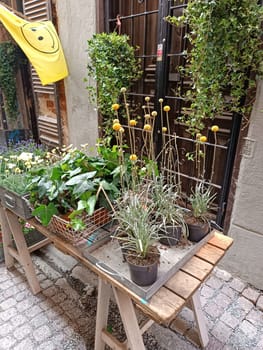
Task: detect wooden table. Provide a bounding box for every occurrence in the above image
[0,206,233,350]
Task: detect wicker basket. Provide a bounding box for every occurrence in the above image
[49,207,112,245]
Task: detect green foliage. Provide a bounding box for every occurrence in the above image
[114,191,159,259]
[0,140,49,195]
[0,42,19,120]
[28,146,124,229]
[189,182,216,222]
[85,32,142,133]
[151,176,188,238]
[166,0,263,133]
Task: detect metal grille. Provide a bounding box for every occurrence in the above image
[103,0,242,228]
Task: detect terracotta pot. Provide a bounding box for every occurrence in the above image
[187,221,210,242]
[159,225,182,246]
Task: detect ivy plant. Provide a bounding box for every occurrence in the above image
[0,42,19,121]
[166,0,263,134]
[85,32,142,134]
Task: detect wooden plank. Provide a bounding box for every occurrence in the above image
[170,316,190,336]
[95,279,112,350]
[180,256,214,282]
[101,330,126,350]
[112,287,146,350]
[7,246,20,262]
[191,290,209,348]
[0,206,15,268]
[144,287,185,324]
[28,238,50,253]
[208,232,233,251]
[165,270,201,300]
[195,244,224,265]
[5,210,41,295]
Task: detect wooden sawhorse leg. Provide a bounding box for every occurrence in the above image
[190,289,209,348]
[95,278,209,350]
[95,278,149,350]
[0,206,41,295]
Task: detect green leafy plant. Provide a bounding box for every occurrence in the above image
[85,32,142,134]
[188,182,217,223]
[114,190,160,260]
[28,145,123,229]
[0,42,19,121]
[166,0,263,133]
[151,176,188,238]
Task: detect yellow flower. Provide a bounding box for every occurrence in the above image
[163,105,170,112]
[144,124,152,131]
[162,127,167,133]
[144,114,150,120]
[113,118,120,124]
[130,154,138,162]
[112,122,121,131]
[129,120,137,126]
[120,87,127,93]
[15,167,21,173]
[151,111,157,117]
[196,133,202,139]
[200,136,207,143]
[211,125,219,132]
[145,96,150,102]
[159,98,164,103]
[119,127,125,133]
[112,103,120,111]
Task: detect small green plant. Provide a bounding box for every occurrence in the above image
[85,33,142,135]
[189,182,217,223]
[114,191,160,259]
[151,176,188,238]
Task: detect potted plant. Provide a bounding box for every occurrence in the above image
[151,176,188,246]
[114,191,160,286]
[28,144,123,237]
[186,182,217,242]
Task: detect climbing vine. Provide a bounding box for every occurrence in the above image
[167,0,263,134]
[85,32,142,135]
[0,41,19,121]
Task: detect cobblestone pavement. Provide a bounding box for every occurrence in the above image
[0,245,263,350]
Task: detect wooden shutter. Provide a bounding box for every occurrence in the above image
[22,0,60,146]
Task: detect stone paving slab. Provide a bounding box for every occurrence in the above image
[0,249,263,349]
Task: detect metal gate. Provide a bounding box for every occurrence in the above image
[103,0,243,229]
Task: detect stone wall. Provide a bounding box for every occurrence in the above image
[55,0,98,150]
[221,80,263,290]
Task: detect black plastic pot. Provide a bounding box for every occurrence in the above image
[159,225,182,246]
[188,222,210,242]
[127,258,158,286]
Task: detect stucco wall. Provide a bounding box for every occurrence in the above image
[221,80,263,289]
[55,0,98,150]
